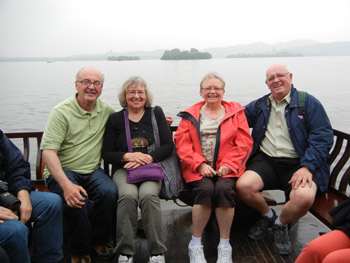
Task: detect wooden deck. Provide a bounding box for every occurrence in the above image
[84,202,330,263]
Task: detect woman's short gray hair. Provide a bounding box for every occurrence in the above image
[118,76,153,108]
[200,72,225,89]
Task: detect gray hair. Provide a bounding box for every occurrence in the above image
[118,76,153,108]
[200,72,225,89]
[75,67,105,83]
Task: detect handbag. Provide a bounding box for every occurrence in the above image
[124,110,165,184]
[150,107,184,200]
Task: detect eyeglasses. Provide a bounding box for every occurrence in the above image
[266,72,290,83]
[127,90,146,96]
[201,87,224,93]
[76,79,102,88]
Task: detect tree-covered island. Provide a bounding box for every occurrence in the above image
[107,56,140,61]
[161,48,212,60]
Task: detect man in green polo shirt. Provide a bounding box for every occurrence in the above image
[41,67,117,263]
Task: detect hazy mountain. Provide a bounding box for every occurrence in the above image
[1,40,349,62]
[67,40,348,60]
[278,42,350,56]
[203,39,319,58]
[271,39,320,50]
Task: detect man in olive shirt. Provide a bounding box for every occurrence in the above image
[41,67,117,263]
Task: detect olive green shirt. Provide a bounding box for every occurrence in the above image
[41,94,115,178]
[260,92,298,158]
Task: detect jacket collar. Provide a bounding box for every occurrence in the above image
[177,100,244,122]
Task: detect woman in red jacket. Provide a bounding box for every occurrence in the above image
[174,73,253,263]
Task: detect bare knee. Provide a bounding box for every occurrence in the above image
[290,187,316,209]
[236,171,262,195]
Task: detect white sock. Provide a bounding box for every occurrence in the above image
[189,236,202,247]
[263,209,274,219]
[218,238,230,247]
[275,216,286,226]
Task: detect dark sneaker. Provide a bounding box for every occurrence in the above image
[248,209,277,240]
[273,224,291,255]
[94,243,114,259]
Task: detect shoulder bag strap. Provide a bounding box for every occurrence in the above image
[150,107,161,148]
[124,109,133,152]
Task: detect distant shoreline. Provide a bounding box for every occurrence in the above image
[1,40,350,62]
[107,55,140,61]
[227,52,303,58]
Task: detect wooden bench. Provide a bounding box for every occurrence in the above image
[5,128,350,226]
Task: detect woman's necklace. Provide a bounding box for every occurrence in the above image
[128,108,145,122]
[202,104,224,119]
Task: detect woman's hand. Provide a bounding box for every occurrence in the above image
[197,163,216,177]
[165,116,174,126]
[217,166,232,177]
[123,152,154,168]
[0,206,18,224]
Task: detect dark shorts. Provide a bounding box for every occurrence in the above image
[189,177,237,208]
[246,152,318,200]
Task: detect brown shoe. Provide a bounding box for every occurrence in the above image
[94,243,114,259]
[71,254,91,263]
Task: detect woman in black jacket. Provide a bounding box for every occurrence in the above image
[102,76,173,263]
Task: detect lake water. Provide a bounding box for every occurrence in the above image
[1,56,349,132]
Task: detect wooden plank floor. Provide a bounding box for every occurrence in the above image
[85,203,330,263]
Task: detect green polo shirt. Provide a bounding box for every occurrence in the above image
[41,94,115,178]
[260,92,298,158]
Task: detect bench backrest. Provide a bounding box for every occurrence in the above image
[328,129,350,198]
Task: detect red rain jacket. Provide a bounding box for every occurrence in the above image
[174,100,253,183]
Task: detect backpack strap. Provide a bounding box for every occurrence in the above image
[298,90,307,108]
[297,91,309,129]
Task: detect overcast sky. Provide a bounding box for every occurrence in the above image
[1,0,350,57]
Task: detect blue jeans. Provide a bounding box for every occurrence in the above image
[0,191,63,263]
[46,168,118,256]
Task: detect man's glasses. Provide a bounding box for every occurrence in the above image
[266,72,290,83]
[201,87,224,93]
[76,79,102,88]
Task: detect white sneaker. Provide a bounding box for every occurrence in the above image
[217,245,232,263]
[118,255,133,263]
[149,254,165,263]
[188,245,207,263]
